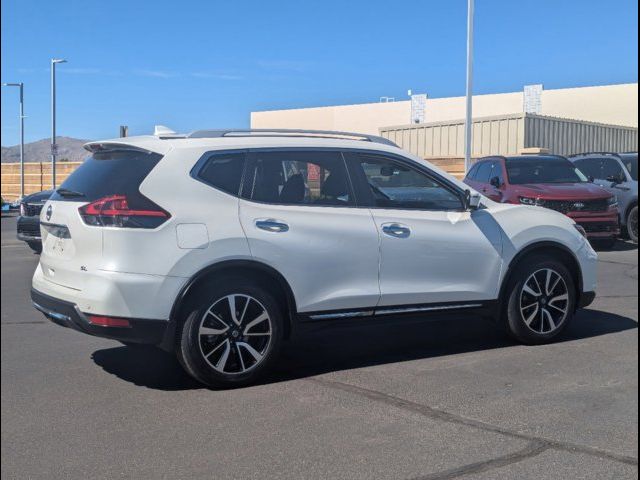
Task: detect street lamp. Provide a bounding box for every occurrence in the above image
[51,58,67,189]
[2,82,25,198]
[464,0,475,173]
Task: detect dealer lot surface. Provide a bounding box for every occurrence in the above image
[1,214,637,480]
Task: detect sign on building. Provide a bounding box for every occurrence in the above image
[410,94,428,124]
[524,84,543,114]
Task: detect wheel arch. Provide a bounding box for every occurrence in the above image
[498,241,584,313]
[159,260,298,351]
[624,198,638,224]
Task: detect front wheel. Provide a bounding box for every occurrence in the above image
[504,256,576,345]
[627,206,638,244]
[177,278,283,388]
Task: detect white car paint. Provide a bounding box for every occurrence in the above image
[33,133,598,322]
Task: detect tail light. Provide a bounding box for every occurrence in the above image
[79,194,170,229]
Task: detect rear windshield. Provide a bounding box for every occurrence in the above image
[50,150,163,202]
[506,157,588,185]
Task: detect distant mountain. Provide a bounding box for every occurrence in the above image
[1,137,91,163]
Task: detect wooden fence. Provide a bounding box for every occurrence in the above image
[1,162,82,201]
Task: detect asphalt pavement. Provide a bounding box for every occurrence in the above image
[1,213,637,479]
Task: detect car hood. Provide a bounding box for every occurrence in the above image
[21,190,54,204]
[511,183,611,200]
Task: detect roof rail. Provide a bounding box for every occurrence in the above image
[186,129,398,147]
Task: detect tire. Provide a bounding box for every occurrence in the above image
[504,255,576,345]
[627,206,638,244]
[27,241,42,254]
[176,277,283,388]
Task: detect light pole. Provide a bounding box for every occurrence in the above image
[464,0,475,173]
[51,58,67,190]
[2,82,25,198]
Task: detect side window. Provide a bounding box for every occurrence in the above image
[355,154,463,211]
[575,158,602,179]
[601,158,625,180]
[246,150,353,206]
[196,152,246,195]
[466,163,480,180]
[475,162,493,183]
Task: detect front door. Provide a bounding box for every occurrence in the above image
[346,152,504,307]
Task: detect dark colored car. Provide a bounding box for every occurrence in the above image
[464,155,620,246]
[17,190,53,253]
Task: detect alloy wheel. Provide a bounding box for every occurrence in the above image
[519,268,569,334]
[198,294,272,374]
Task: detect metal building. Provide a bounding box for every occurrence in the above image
[379,113,638,158]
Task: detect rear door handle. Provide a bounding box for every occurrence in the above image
[381,223,411,238]
[255,219,289,233]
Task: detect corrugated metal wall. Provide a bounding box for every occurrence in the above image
[380,114,638,158]
[524,115,638,155]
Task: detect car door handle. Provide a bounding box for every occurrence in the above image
[381,223,411,238]
[255,219,289,233]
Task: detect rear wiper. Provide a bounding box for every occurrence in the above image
[56,188,85,198]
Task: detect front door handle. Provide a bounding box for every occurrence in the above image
[381,223,411,238]
[255,219,289,233]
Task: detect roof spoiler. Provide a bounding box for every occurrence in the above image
[83,142,157,154]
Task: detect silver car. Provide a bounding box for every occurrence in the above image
[570,152,638,243]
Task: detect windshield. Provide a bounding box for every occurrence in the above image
[506,157,588,185]
[621,154,638,181]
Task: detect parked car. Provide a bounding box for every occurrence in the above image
[17,190,53,253]
[569,153,638,244]
[31,129,598,388]
[464,155,620,248]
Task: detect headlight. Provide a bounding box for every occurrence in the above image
[607,195,618,209]
[519,196,545,206]
[574,224,588,238]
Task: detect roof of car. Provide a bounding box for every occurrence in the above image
[83,129,399,156]
[477,155,569,163]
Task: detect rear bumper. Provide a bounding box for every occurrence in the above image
[31,288,168,345]
[17,216,41,242]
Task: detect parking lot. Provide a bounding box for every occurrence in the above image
[1,213,637,479]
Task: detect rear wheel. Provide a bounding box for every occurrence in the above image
[627,206,638,244]
[177,278,283,388]
[504,256,576,344]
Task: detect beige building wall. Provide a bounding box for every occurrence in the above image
[251,83,638,134]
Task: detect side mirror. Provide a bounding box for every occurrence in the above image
[587,176,595,183]
[489,176,502,188]
[464,189,482,210]
[379,166,396,177]
[606,174,624,185]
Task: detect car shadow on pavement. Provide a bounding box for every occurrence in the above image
[91,308,637,391]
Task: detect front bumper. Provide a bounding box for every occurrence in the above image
[17,215,41,242]
[31,288,168,345]
[568,211,620,239]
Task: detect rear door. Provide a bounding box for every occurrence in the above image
[238,149,380,313]
[39,149,167,291]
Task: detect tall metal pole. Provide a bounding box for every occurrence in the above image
[464,0,475,173]
[51,58,66,190]
[2,82,25,198]
[19,83,25,198]
[51,60,57,190]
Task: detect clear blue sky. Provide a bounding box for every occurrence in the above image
[1,0,638,145]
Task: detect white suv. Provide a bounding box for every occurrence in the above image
[31,129,598,387]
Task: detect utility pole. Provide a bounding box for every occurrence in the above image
[51,58,67,189]
[464,0,475,173]
[2,82,25,198]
